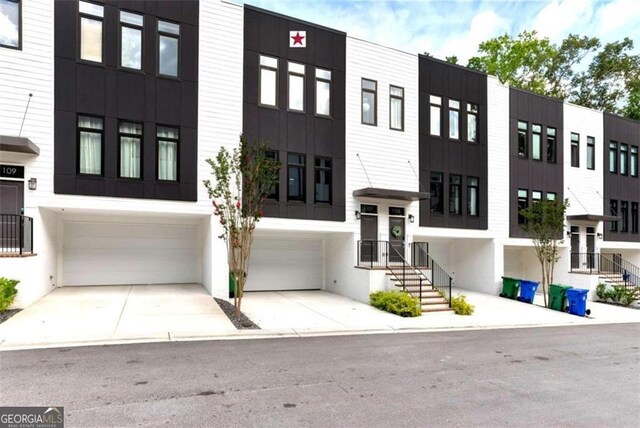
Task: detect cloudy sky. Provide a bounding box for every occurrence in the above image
[243,0,640,64]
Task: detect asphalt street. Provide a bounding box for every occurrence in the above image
[1,324,639,427]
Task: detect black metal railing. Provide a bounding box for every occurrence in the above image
[357,240,388,269]
[0,214,33,255]
[570,252,639,288]
[411,242,452,306]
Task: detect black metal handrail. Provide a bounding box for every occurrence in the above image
[0,214,33,255]
[411,242,452,307]
[570,252,639,288]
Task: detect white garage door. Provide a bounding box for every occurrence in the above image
[62,222,199,286]
[245,239,322,291]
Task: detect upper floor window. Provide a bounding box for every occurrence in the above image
[517,121,528,158]
[287,153,305,201]
[467,177,479,216]
[532,190,542,203]
[287,61,305,112]
[0,0,20,49]
[265,150,279,200]
[609,141,618,173]
[467,103,478,143]
[532,124,542,160]
[429,95,441,136]
[430,172,443,214]
[157,126,178,181]
[314,157,331,204]
[620,143,628,175]
[120,11,143,70]
[389,86,404,131]
[546,127,556,163]
[631,146,638,177]
[78,115,103,175]
[158,20,180,77]
[449,175,461,215]
[621,201,629,233]
[259,55,278,107]
[546,192,557,201]
[361,79,377,125]
[315,68,331,116]
[610,199,618,232]
[570,132,579,167]
[119,121,142,179]
[517,189,528,224]
[448,100,460,139]
[586,136,595,170]
[79,1,104,63]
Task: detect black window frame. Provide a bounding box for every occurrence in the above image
[389,85,404,131]
[621,201,629,233]
[532,190,542,204]
[258,54,278,108]
[517,121,528,159]
[448,99,460,140]
[156,125,180,182]
[117,120,143,180]
[157,19,181,78]
[76,114,105,177]
[430,172,443,215]
[620,143,628,175]
[609,141,618,173]
[632,202,638,234]
[449,174,461,215]
[314,156,332,204]
[361,78,377,126]
[287,153,306,202]
[570,132,580,168]
[546,192,557,202]
[314,67,332,117]
[0,0,21,50]
[546,127,556,163]
[586,136,595,170]
[119,10,144,71]
[429,95,442,137]
[265,150,279,200]
[467,176,479,216]
[287,61,305,113]
[610,199,618,232]
[467,103,478,143]
[532,124,542,161]
[631,146,638,177]
[77,0,105,64]
[517,189,528,224]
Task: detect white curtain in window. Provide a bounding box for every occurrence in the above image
[468,188,478,216]
[158,140,177,181]
[79,131,101,174]
[467,115,477,142]
[430,105,440,135]
[449,110,459,139]
[80,17,102,62]
[120,136,140,178]
[391,98,402,129]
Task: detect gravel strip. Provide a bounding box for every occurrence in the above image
[0,309,21,325]
[214,298,260,330]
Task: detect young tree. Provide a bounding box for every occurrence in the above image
[203,136,280,313]
[520,198,569,307]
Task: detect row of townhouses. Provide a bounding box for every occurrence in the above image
[1,0,638,310]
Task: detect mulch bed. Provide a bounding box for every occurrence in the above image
[214,298,260,330]
[0,309,21,325]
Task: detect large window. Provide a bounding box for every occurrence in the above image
[621,201,629,233]
[610,199,618,232]
[517,121,528,158]
[119,121,142,179]
[570,132,579,167]
[467,103,478,143]
[631,146,638,177]
[314,157,331,203]
[467,177,479,216]
[389,85,404,131]
[287,153,305,201]
[517,189,528,224]
[361,79,377,125]
[287,61,305,112]
[429,95,442,137]
[315,68,331,116]
[0,0,20,49]
[265,150,278,200]
[449,175,461,215]
[259,55,278,107]
[546,127,556,163]
[532,124,542,160]
[609,141,618,173]
[547,192,557,202]
[586,136,595,170]
[620,143,628,175]
[532,190,542,203]
[632,202,638,234]
[430,172,443,214]
[157,126,178,181]
[78,115,103,175]
[120,11,143,70]
[158,20,180,77]
[79,1,104,62]
[448,99,460,139]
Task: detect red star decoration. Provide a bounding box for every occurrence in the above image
[291,32,305,46]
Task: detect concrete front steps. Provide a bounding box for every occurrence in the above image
[385,271,453,313]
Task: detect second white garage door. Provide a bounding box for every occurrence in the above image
[245,238,322,291]
[62,221,200,286]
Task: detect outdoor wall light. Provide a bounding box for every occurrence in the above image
[408,214,415,223]
[566,230,572,237]
[28,177,37,190]
[355,211,361,220]
[597,232,603,240]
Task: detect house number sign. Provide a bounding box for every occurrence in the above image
[0,164,25,179]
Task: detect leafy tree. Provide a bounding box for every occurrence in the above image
[445,55,458,65]
[203,136,280,313]
[520,198,569,308]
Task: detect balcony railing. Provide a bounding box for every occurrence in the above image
[0,214,33,255]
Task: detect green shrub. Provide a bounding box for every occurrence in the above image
[451,294,474,315]
[595,283,608,300]
[0,277,19,311]
[370,290,421,317]
[595,282,639,307]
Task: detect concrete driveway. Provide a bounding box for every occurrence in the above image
[0,284,236,349]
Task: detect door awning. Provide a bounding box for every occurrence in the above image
[353,187,430,201]
[0,136,40,155]
[567,214,620,222]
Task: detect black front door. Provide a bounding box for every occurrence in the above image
[586,227,595,269]
[389,217,405,263]
[360,214,378,263]
[570,226,580,269]
[0,180,24,251]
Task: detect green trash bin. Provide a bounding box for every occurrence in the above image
[228,270,245,299]
[500,277,520,299]
[549,284,572,311]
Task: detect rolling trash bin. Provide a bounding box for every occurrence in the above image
[549,284,572,312]
[500,277,520,300]
[517,280,539,304]
[565,288,591,317]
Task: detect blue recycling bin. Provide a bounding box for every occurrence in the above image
[565,288,591,317]
[518,280,539,304]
